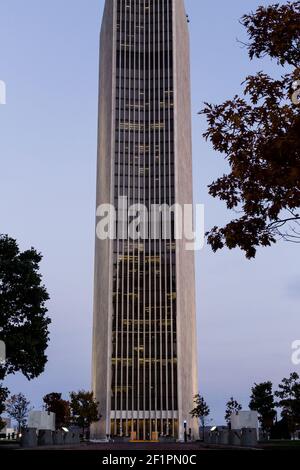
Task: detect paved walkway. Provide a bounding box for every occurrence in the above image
[69,442,210,451]
[4,441,260,451]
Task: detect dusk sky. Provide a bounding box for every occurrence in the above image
[0,0,299,425]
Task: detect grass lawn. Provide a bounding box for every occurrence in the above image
[260,440,300,450]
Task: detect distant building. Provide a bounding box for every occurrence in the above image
[0,418,15,438]
[231,410,259,437]
[28,411,55,431]
[2,417,11,429]
[91,0,198,441]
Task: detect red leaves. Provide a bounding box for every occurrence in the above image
[241,2,300,67]
[202,3,300,257]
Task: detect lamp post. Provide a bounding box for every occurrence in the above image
[183,420,187,443]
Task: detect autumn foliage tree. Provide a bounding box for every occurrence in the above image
[69,390,100,438]
[43,393,71,429]
[202,1,300,258]
[6,393,32,433]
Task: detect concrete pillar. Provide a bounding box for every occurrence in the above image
[20,428,38,448]
[209,432,218,444]
[63,431,80,445]
[53,430,64,445]
[241,428,257,447]
[218,429,230,445]
[38,429,53,446]
[229,429,241,446]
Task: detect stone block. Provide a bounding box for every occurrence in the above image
[20,428,38,448]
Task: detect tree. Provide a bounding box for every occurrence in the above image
[0,385,9,431]
[0,235,51,380]
[69,390,100,438]
[43,393,71,429]
[6,393,31,433]
[270,417,291,440]
[225,397,242,427]
[190,394,210,441]
[201,2,300,258]
[249,381,276,432]
[275,372,300,434]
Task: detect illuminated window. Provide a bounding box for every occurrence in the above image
[167,293,177,301]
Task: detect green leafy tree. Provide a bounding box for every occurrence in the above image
[43,393,71,429]
[6,393,32,433]
[0,235,51,380]
[275,372,300,433]
[0,385,9,431]
[249,381,276,432]
[201,2,300,258]
[190,394,210,440]
[69,390,100,438]
[225,397,242,426]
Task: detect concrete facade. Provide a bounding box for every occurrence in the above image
[231,411,259,433]
[91,0,115,440]
[91,0,198,441]
[173,0,198,440]
[28,411,55,432]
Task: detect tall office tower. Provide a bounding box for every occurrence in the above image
[91,0,198,441]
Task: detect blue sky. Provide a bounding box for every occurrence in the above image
[0,0,299,425]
